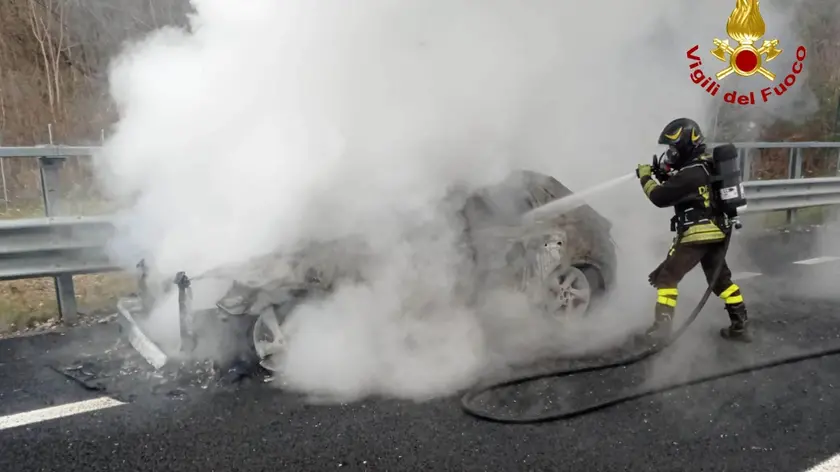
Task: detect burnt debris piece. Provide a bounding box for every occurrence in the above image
[174,271,197,355]
[117,261,298,385]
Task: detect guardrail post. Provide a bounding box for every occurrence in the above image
[0,133,7,213]
[739,146,752,181]
[38,155,78,324]
[38,156,65,216]
[837,147,840,176]
[785,147,803,225]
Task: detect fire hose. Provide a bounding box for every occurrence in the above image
[460,228,840,424]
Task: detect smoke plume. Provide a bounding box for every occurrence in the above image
[93,0,815,402]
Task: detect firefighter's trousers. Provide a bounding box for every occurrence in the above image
[648,239,746,324]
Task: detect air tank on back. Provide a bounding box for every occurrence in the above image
[711,143,746,226]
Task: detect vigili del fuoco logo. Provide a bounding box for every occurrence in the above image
[686,0,807,106]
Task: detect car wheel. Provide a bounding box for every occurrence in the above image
[543,265,600,318]
[252,306,288,372]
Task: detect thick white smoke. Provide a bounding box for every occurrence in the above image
[94,0,813,401]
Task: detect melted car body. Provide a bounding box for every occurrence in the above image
[117,170,618,374]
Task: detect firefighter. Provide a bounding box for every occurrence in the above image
[635,118,751,343]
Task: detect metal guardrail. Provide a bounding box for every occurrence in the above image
[0,216,117,322]
[0,145,100,158]
[0,144,107,322]
[725,141,840,223]
[742,177,840,212]
[709,141,840,183]
[0,142,838,323]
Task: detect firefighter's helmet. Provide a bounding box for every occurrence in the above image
[657,118,706,171]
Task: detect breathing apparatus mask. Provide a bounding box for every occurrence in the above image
[652,145,680,181]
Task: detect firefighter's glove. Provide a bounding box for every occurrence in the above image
[636,164,652,179]
[648,269,659,287]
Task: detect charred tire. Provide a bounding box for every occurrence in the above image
[542,263,605,319]
[577,264,606,315]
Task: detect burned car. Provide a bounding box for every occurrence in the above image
[117,170,617,377]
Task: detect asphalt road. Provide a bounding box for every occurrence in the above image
[2,228,840,472]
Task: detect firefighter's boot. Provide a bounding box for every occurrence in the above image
[641,304,674,345]
[720,302,751,342]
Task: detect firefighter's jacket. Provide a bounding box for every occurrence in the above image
[639,155,726,244]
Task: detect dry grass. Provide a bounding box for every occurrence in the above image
[0,195,117,220]
[0,272,137,334]
[759,205,839,228]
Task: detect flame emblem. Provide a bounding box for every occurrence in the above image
[710,0,783,80]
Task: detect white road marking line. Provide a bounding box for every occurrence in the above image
[731,271,762,281]
[805,453,840,471]
[793,256,840,265]
[0,397,125,432]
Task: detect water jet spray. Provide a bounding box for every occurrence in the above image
[521,172,636,223]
